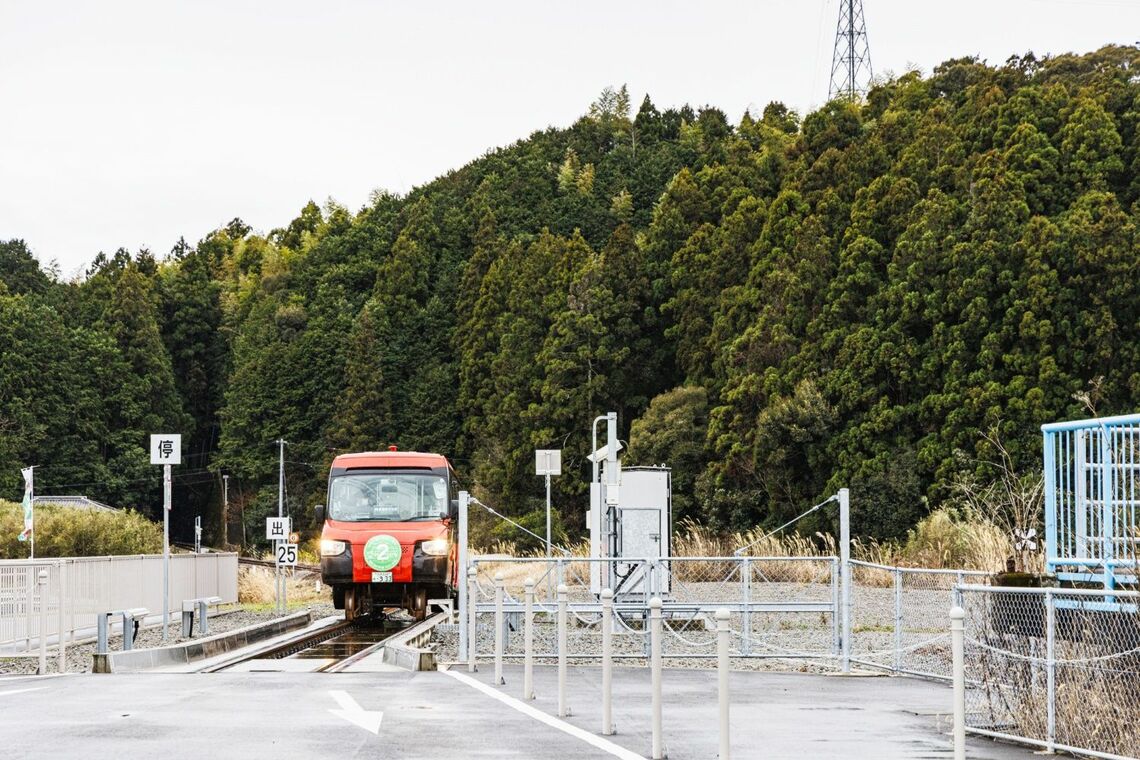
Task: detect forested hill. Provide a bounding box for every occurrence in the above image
[3,46,1140,546]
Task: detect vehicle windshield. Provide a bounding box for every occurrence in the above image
[328,472,448,522]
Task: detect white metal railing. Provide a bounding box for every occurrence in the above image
[0,553,238,657]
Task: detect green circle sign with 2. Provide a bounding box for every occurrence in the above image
[363,534,401,571]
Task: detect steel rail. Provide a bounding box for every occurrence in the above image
[198,617,356,672]
[322,611,448,673]
[237,555,320,573]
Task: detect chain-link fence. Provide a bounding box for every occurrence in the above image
[465,554,1140,759]
[848,560,990,679]
[468,555,992,674]
[469,556,839,663]
[958,584,1140,760]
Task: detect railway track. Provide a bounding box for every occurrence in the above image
[201,614,412,673]
[237,555,320,573]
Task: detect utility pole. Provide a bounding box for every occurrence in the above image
[277,439,285,520]
[222,474,230,547]
[276,439,287,613]
[829,0,873,101]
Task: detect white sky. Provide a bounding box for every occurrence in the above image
[2,0,1137,276]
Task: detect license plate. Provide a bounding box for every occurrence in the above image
[371,571,393,583]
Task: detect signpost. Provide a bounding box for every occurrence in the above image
[266,516,291,613]
[275,439,287,614]
[276,542,298,566]
[150,433,181,642]
[266,516,290,542]
[535,449,561,598]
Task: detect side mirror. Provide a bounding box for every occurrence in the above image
[314,504,326,524]
[448,498,460,520]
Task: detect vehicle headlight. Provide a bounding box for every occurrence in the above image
[320,539,347,556]
[421,538,449,556]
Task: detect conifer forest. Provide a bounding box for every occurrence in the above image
[3,47,1140,548]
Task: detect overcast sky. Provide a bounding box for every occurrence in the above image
[2,0,1137,276]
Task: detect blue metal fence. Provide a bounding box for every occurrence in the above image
[1043,413,1140,605]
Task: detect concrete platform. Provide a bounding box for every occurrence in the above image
[0,665,1042,759]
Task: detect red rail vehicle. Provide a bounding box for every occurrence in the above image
[315,448,459,620]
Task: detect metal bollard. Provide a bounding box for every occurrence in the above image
[122,611,136,651]
[494,572,505,685]
[56,565,67,673]
[96,613,109,655]
[37,570,48,675]
[951,606,966,760]
[182,610,191,639]
[601,588,614,735]
[557,583,568,718]
[716,608,731,759]
[467,567,478,672]
[522,578,535,697]
[650,596,663,760]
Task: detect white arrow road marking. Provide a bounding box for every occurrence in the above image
[0,687,45,698]
[328,690,383,734]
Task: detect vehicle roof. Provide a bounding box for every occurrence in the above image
[331,451,449,470]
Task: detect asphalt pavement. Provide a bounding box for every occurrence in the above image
[0,665,1042,759]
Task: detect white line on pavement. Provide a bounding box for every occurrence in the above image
[0,687,45,698]
[442,669,645,760]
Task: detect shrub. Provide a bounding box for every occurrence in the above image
[237,564,328,606]
[899,507,1012,571]
[0,500,162,558]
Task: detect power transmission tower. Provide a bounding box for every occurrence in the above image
[829,0,873,101]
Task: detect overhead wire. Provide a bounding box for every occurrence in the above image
[469,495,571,556]
[35,467,216,491]
[733,493,839,556]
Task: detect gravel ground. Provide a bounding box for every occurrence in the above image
[0,602,339,676]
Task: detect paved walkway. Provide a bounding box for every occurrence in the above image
[0,665,1041,759]
[466,664,1039,759]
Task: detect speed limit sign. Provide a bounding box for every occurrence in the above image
[276,543,298,567]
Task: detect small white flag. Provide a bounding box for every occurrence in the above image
[17,467,33,542]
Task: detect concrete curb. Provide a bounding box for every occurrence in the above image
[93,611,312,673]
[381,613,445,671]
